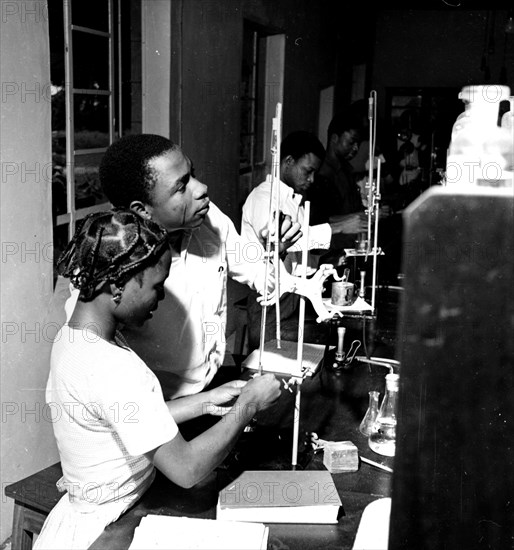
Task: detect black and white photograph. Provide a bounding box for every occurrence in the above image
[1,1,513,549]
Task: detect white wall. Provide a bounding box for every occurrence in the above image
[141,0,171,137]
[0,0,59,543]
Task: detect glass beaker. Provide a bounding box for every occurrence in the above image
[359,390,380,436]
[369,373,399,457]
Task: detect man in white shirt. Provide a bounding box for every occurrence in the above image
[63,134,301,399]
[241,130,367,350]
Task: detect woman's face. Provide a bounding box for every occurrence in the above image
[114,249,171,327]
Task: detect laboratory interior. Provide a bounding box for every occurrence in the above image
[1,1,513,549]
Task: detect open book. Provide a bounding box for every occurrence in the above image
[128,515,269,550]
[217,470,343,524]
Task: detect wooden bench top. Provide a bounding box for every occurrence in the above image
[4,462,62,513]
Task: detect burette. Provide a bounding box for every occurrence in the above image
[367,90,381,312]
[258,103,283,374]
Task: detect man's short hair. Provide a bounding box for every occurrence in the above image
[280,131,325,163]
[327,105,366,142]
[100,134,178,207]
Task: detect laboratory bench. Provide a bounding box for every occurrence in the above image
[4,358,396,550]
[5,287,401,550]
[89,356,396,550]
[6,186,514,549]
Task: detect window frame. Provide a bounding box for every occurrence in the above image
[56,0,120,241]
[239,21,285,196]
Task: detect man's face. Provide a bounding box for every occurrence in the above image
[282,152,322,196]
[333,129,361,161]
[144,149,210,232]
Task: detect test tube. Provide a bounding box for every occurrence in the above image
[335,327,346,362]
[359,270,366,298]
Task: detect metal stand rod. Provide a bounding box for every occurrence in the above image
[258,103,283,371]
[272,105,282,348]
[292,201,310,469]
[371,159,381,312]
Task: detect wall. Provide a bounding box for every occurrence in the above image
[243,0,338,143]
[180,1,243,221]
[372,10,514,116]
[142,0,171,136]
[166,0,338,223]
[168,0,338,346]
[0,0,59,543]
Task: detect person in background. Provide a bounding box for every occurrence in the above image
[307,107,366,239]
[241,130,367,351]
[61,134,301,399]
[35,210,281,550]
[319,103,400,285]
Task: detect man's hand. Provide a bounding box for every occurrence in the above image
[330,212,368,235]
[379,205,392,219]
[205,380,247,416]
[260,212,302,256]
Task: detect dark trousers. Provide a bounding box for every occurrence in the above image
[246,290,301,353]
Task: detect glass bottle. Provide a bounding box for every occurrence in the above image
[359,390,380,436]
[368,373,399,457]
[446,85,512,187]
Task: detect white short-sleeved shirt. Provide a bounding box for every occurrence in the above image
[46,325,178,507]
[241,179,332,276]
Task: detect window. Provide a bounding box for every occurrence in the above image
[49,0,141,282]
[386,87,461,190]
[239,21,284,200]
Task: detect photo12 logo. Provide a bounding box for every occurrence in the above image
[1,1,48,24]
[1,161,53,183]
[1,400,140,425]
[1,82,53,104]
[2,241,54,264]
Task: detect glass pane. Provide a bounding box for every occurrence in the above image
[49,1,65,89]
[240,134,252,170]
[52,133,67,219]
[53,224,70,284]
[74,93,110,146]
[74,152,109,210]
[50,2,67,221]
[71,0,109,32]
[254,37,267,164]
[240,99,254,137]
[120,0,142,135]
[73,31,109,90]
[391,95,422,108]
[241,32,255,100]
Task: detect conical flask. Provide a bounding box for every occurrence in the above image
[368,373,399,457]
[359,390,380,436]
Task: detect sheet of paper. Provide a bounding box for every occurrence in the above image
[242,339,326,376]
[352,497,391,550]
[129,515,269,550]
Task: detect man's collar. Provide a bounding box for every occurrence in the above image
[279,179,304,205]
[167,231,185,253]
[279,179,295,196]
[323,151,342,172]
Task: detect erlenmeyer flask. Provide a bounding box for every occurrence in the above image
[359,390,380,436]
[369,373,399,457]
